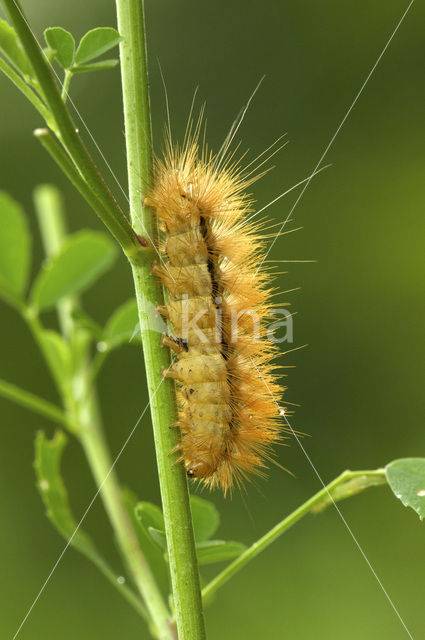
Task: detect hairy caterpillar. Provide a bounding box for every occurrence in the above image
[145,125,288,493]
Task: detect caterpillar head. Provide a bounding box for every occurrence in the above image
[185,458,215,479]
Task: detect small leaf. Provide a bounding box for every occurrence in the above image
[75,27,121,65]
[35,430,95,551]
[0,19,33,76]
[190,495,220,542]
[35,431,134,599]
[148,527,168,550]
[71,59,119,73]
[196,540,247,565]
[126,493,169,597]
[386,458,425,520]
[104,298,140,349]
[135,501,165,533]
[40,330,72,389]
[135,503,166,551]
[43,46,57,65]
[31,230,117,311]
[44,27,75,68]
[0,191,31,303]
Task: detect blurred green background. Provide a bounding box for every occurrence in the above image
[1,0,424,638]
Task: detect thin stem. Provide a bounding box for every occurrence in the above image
[202,469,387,602]
[33,184,76,339]
[78,409,173,636]
[0,377,71,428]
[2,0,141,257]
[115,1,206,638]
[0,56,52,124]
[33,129,155,266]
[34,186,174,639]
[0,383,149,623]
[88,349,109,386]
[115,0,154,239]
[61,69,72,102]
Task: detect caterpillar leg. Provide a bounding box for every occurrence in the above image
[161,365,179,380]
[156,304,169,319]
[161,334,187,354]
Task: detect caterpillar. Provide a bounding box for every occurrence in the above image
[145,128,288,494]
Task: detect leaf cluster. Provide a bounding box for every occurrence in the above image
[0,188,247,623]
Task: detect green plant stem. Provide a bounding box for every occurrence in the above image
[115,0,154,240]
[0,376,148,620]
[34,186,174,640]
[0,56,51,123]
[61,69,72,101]
[33,129,155,267]
[115,1,206,638]
[33,184,76,338]
[202,469,387,602]
[77,406,173,636]
[0,377,70,428]
[2,0,141,258]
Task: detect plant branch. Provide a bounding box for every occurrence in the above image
[0,56,51,123]
[33,129,153,265]
[0,377,71,428]
[61,69,72,102]
[115,1,206,638]
[33,184,77,339]
[202,468,387,602]
[2,0,141,257]
[33,185,173,639]
[115,0,154,239]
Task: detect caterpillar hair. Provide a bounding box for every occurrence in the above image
[144,116,291,494]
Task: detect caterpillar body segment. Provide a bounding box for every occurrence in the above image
[146,142,286,493]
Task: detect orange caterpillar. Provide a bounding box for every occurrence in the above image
[145,136,287,493]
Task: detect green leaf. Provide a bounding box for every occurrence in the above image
[126,494,169,598]
[44,27,75,68]
[148,527,168,550]
[103,298,140,349]
[134,498,242,565]
[196,540,247,565]
[35,430,97,552]
[40,330,72,389]
[31,230,117,311]
[0,18,32,76]
[386,458,425,520]
[190,495,220,542]
[34,431,142,607]
[75,27,121,65]
[0,191,31,303]
[135,502,166,551]
[43,46,57,65]
[71,59,119,73]
[135,501,165,533]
